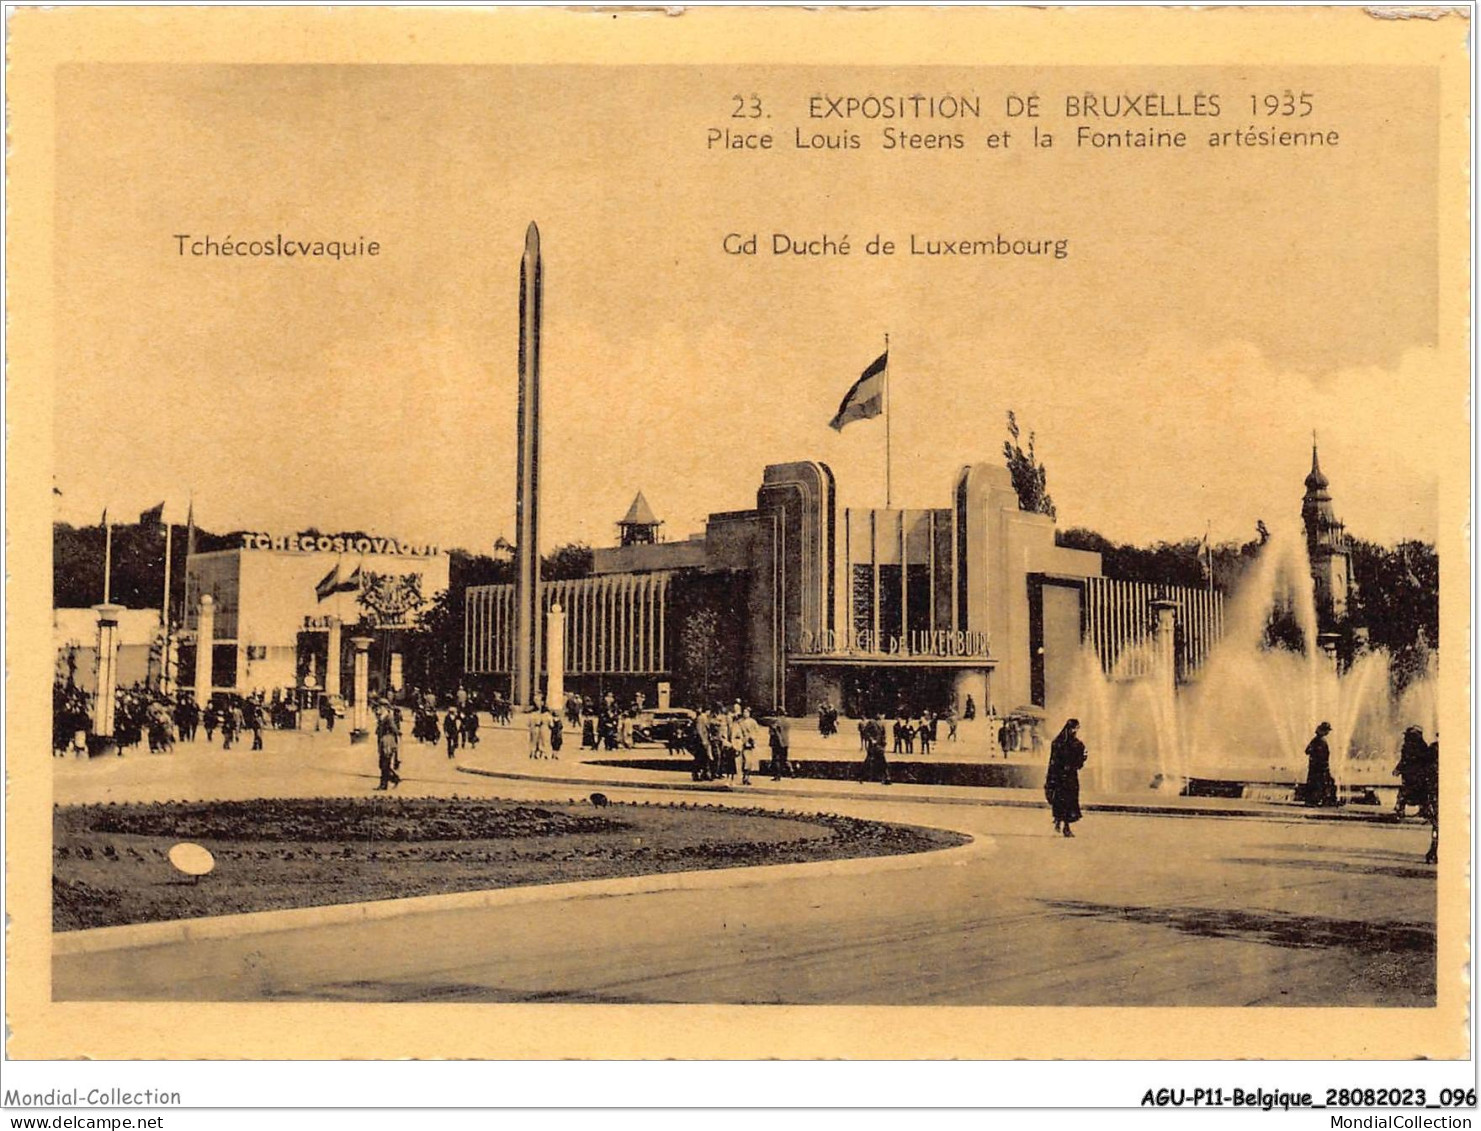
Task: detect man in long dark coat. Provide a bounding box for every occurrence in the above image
[1046,718,1087,836]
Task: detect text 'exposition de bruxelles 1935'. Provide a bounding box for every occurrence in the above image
[707,89,1343,152]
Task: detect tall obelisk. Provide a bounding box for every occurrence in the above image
[512,222,543,707]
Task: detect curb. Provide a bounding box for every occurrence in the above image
[52,827,986,958]
[454,764,1411,826]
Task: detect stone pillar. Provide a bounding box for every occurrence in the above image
[92,604,125,737]
[545,604,565,714]
[1151,599,1178,688]
[193,594,215,706]
[350,636,373,742]
[389,652,404,694]
[325,617,342,701]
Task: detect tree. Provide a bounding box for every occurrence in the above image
[543,542,594,580]
[401,587,463,693]
[1350,538,1438,692]
[679,608,723,707]
[1003,410,1055,518]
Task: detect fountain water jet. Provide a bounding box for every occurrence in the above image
[1053,527,1427,799]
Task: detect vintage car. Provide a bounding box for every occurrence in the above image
[631,708,697,747]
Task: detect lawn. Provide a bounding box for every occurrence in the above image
[53,796,967,930]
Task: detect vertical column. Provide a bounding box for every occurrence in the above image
[389,652,404,693]
[92,603,124,739]
[326,617,342,701]
[513,222,543,706]
[546,604,565,713]
[1151,600,1177,690]
[350,635,374,740]
[194,594,215,706]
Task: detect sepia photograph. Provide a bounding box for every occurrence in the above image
[3,2,1473,1105]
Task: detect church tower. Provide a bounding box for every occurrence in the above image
[1301,440,1352,629]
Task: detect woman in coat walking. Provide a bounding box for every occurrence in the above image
[1393,725,1430,817]
[1303,721,1338,807]
[1045,718,1087,837]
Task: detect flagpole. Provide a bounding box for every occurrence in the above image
[884,332,892,508]
[162,520,173,692]
[103,517,113,604]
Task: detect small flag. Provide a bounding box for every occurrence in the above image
[829,349,888,432]
[315,563,363,602]
[315,564,341,602]
[100,506,109,528]
[185,498,196,557]
[139,501,165,527]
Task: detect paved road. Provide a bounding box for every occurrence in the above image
[52,729,1437,1006]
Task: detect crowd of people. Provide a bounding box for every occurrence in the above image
[665,701,769,784]
[52,675,1442,862]
[51,680,283,757]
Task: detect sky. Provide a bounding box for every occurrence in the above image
[53,64,1444,553]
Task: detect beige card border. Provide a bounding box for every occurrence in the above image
[5,5,1471,1061]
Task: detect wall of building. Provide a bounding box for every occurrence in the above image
[54,607,161,694]
[183,544,449,694]
[592,537,708,576]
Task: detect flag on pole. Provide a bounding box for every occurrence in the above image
[829,349,888,431]
[185,498,196,557]
[315,563,363,602]
[139,501,165,527]
[100,506,109,528]
[315,564,342,602]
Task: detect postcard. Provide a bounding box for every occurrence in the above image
[5,6,1470,1065]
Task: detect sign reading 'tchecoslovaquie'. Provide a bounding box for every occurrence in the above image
[238,532,441,557]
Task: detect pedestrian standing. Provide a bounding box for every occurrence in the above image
[225,699,245,750]
[1302,721,1338,808]
[736,705,759,785]
[527,704,550,759]
[374,702,401,790]
[861,713,891,785]
[1423,737,1439,864]
[1393,726,1429,817]
[1045,718,1087,837]
[248,698,264,751]
[768,715,792,780]
[444,707,460,759]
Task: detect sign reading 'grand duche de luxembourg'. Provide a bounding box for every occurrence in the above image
[795,627,992,660]
[239,532,442,557]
